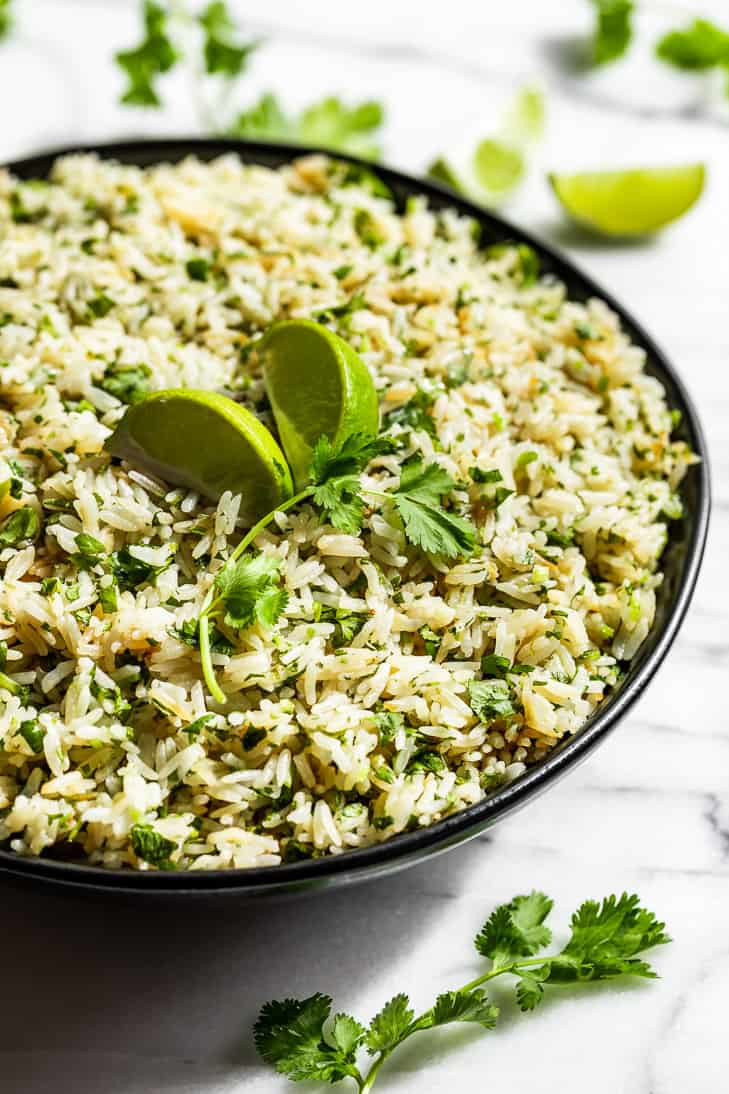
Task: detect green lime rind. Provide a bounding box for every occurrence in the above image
[105,389,294,523]
[549,164,706,237]
[261,318,379,488]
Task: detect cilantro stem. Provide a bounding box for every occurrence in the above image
[198,613,226,704]
[198,487,313,703]
[357,957,559,1091]
[459,954,552,993]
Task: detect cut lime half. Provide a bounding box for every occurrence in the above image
[105,389,293,524]
[261,319,379,488]
[549,164,705,236]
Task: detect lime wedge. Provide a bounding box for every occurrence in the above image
[105,390,293,523]
[261,319,379,488]
[549,164,705,236]
[473,139,525,196]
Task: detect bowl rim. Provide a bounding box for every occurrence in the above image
[0,137,711,894]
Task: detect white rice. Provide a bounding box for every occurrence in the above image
[0,153,693,870]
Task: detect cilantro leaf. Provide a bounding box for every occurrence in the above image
[590,0,634,66]
[475,891,554,965]
[298,97,384,160]
[213,552,287,631]
[111,546,170,591]
[330,1013,366,1057]
[308,434,394,533]
[424,988,499,1030]
[230,94,385,159]
[312,475,365,534]
[130,822,175,867]
[392,460,477,560]
[198,1,258,78]
[115,0,178,107]
[468,679,516,722]
[18,718,45,754]
[365,993,414,1054]
[0,0,13,41]
[515,973,546,1012]
[544,892,670,984]
[309,433,394,486]
[229,92,292,141]
[254,995,362,1084]
[656,19,729,73]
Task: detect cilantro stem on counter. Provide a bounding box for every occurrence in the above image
[255,891,670,1091]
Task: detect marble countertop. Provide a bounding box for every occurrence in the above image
[1,2,727,1092]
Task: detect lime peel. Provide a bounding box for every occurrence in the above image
[261,318,379,489]
[105,389,294,523]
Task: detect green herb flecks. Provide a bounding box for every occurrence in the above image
[100,363,152,405]
[130,822,176,868]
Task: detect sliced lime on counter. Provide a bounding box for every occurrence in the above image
[473,139,525,196]
[261,319,379,488]
[549,164,705,236]
[105,390,293,523]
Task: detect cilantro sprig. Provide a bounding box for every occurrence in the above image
[115,2,385,153]
[197,433,476,704]
[255,890,669,1090]
[589,0,634,66]
[231,93,385,159]
[115,1,179,107]
[116,1,258,109]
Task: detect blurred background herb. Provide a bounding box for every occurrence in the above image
[0,0,721,226]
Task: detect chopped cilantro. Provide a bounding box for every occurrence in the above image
[88,294,115,319]
[0,506,39,546]
[18,718,45,754]
[468,679,516,722]
[130,822,176,867]
[186,256,210,281]
[100,363,151,405]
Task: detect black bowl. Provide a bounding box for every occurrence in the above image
[0,139,710,896]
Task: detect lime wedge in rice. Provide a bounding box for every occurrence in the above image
[260,318,379,488]
[549,164,706,236]
[105,389,293,523]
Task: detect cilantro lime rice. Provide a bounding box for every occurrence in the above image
[0,153,693,870]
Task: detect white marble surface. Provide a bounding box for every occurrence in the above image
[1,2,727,1092]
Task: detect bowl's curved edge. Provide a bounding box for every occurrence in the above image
[0,138,711,895]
